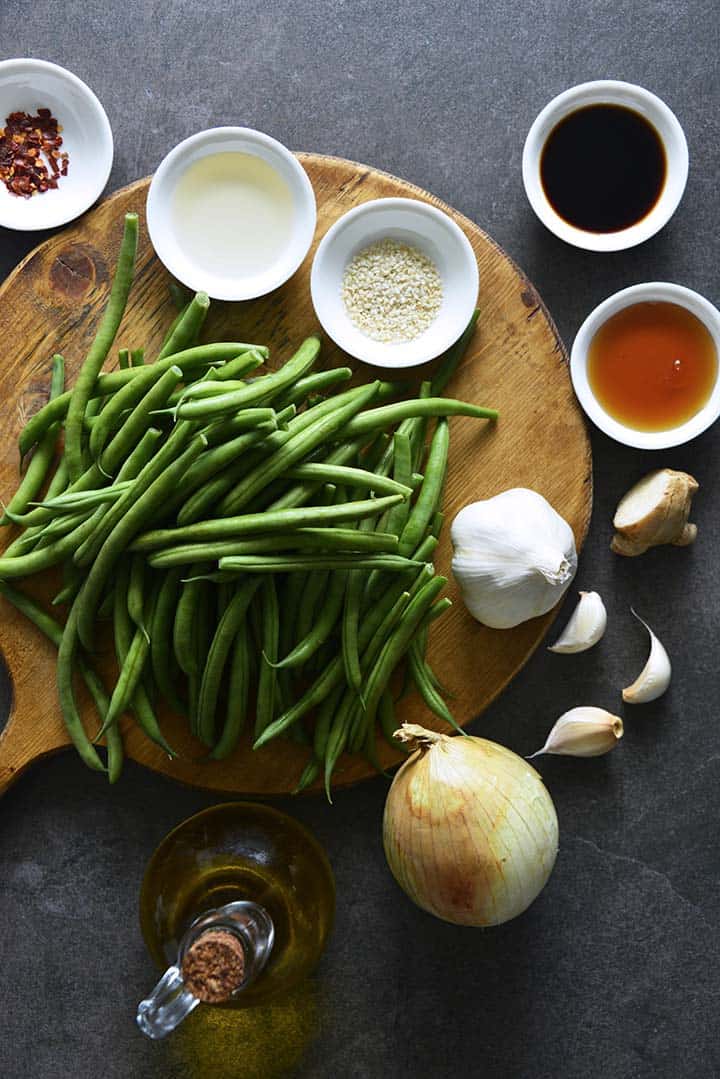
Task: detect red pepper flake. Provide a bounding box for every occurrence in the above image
[0,108,70,198]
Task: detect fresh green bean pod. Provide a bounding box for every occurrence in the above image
[2,354,65,525]
[398,419,449,556]
[134,493,404,551]
[254,577,280,739]
[156,291,209,361]
[65,213,139,480]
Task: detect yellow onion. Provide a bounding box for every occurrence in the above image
[383,724,559,926]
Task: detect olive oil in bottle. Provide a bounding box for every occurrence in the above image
[137,803,335,1039]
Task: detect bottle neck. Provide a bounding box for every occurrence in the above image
[137,900,275,1040]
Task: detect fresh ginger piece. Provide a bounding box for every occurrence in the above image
[611,468,699,556]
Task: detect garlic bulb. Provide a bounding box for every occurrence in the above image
[622,610,671,703]
[549,591,607,653]
[451,488,577,628]
[529,707,623,758]
[383,724,559,926]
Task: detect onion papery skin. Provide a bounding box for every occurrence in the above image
[383,733,559,926]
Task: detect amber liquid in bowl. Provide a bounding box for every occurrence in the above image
[587,301,717,431]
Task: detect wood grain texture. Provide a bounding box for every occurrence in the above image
[0,154,592,796]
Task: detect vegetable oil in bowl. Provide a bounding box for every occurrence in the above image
[172,152,294,280]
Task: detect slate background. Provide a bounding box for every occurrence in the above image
[1,2,718,1077]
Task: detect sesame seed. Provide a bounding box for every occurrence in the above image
[342,238,443,343]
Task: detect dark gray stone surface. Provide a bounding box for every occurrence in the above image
[0,2,718,1076]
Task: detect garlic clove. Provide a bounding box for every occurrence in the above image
[548,590,607,654]
[622,610,671,704]
[529,706,624,758]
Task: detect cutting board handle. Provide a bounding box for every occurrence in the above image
[0,703,67,796]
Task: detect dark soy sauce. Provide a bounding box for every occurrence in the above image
[540,104,666,233]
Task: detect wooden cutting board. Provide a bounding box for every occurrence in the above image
[0,154,592,797]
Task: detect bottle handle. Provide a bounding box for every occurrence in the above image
[136,964,199,1040]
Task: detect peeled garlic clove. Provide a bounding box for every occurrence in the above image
[622,610,671,703]
[549,590,607,654]
[529,706,623,758]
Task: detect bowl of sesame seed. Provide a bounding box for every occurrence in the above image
[310,197,479,369]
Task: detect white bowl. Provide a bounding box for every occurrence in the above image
[522,80,688,252]
[310,197,479,368]
[571,282,720,449]
[0,58,113,231]
[146,127,316,302]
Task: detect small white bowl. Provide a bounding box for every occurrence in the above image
[310,197,479,368]
[0,58,113,231]
[146,127,316,302]
[571,282,720,449]
[522,80,688,252]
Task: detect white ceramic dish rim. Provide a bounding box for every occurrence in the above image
[310,196,479,369]
[570,282,720,449]
[146,126,317,302]
[522,80,689,253]
[0,57,113,231]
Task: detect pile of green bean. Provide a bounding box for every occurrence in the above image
[0,212,497,795]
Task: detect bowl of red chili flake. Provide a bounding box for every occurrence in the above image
[0,58,113,231]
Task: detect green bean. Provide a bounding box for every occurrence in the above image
[52,559,84,607]
[210,621,251,760]
[430,309,479,394]
[407,637,460,732]
[150,567,185,715]
[131,348,145,367]
[218,553,421,574]
[148,529,400,569]
[18,343,250,460]
[56,598,107,772]
[405,380,432,471]
[218,381,381,516]
[253,573,413,751]
[342,397,496,440]
[273,570,346,669]
[255,577,280,739]
[362,576,447,730]
[118,348,130,371]
[177,337,320,419]
[74,420,196,568]
[128,554,148,638]
[210,350,267,381]
[201,409,279,447]
[196,578,261,747]
[0,584,122,776]
[65,213,139,480]
[285,463,412,498]
[2,354,64,525]
[398,420,449,556]
[101,622,151,736]
[293,756,321,794]
[169,281,191,311]
[0,513,97,579]
[382,432,413,539]
[379,690,409,753]
[175,424,279,526]
[294,570,329,645]
[273,367,353,409]
[134,493,404,551]
[173,563,206,678]
[27,482,132,516]
[156,291,209,360]
[177,424,278,500]
[76,434,206,649]
[112,563,173,755]
[99,364,182,473]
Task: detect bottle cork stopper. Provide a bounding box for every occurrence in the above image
[181,929,246,1004]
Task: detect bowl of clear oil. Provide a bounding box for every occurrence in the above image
[147,127,317,301]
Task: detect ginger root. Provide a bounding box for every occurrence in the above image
[611,469,699,556]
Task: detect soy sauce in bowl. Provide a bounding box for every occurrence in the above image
[540,104,666,233]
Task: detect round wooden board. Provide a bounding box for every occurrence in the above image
[0,155,592,797]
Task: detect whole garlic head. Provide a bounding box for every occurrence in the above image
[451,488,577,629]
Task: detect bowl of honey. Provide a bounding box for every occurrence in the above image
[571,283,720,449]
